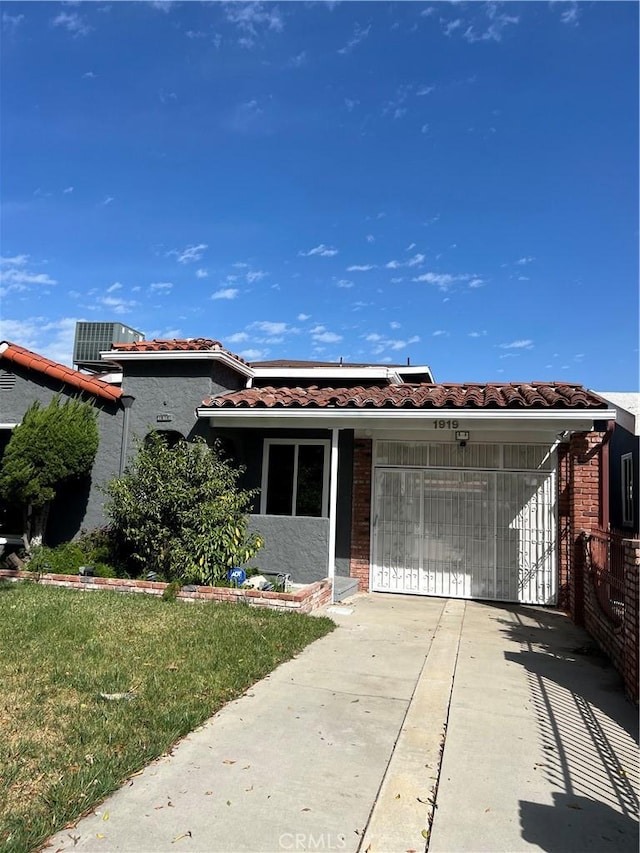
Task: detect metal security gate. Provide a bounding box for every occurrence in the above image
[371,442,557,604]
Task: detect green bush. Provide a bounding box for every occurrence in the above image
[104,434,262,586]
[26,542,117,578]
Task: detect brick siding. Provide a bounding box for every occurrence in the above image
[350,438,373,592]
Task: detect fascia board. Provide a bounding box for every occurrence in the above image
[101,350,254,377]
[197,407,616,431]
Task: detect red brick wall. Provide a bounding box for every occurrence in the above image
[567,432,604,624]
[350,438,372,592]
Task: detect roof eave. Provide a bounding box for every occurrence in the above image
[102,349,254,377]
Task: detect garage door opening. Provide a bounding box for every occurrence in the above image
[371,442,557,605]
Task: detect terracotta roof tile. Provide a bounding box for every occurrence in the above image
[1,342,122,403]
[111,338,248,365]
[205,383,608,411]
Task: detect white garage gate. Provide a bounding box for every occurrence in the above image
[371,441,557,605]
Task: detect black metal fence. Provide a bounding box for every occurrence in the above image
[586,529,626,626]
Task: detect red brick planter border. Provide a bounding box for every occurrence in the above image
[0,570,332,614]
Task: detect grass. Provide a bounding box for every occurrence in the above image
[0,581,334,853]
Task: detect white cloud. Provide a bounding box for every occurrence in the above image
[390,321,401,330]
[432,330,448,336]
[82,71,95,79]
[344,98,359,112]
[246,269,267,283]
[0,316,80,365]
[559,1,580,26]
[227,331,249,344]
[224,1,284,49]
[150,1,175,12]
[405,243,416,251]
[421,123,430,135]
[311,325,342,344]
[195,268,208,279]
[516,256,535,265]
[52,11,92,36]
[2,13,25,31]
[444,18,462,36]
[347,264,376,272]
[299,244,339,257]
[499,339,533,350]
[366,234,375,243]
[106,282,122,293]
[462,5,520,43]
[337,279,354,288]
[287,50,307,67]
[468,278,484,288]
[171,243,208,264]
[98,295,138,315]
[386,253,424,270]
[251,321,291,336]
[468,330,487,338]
[0,259,57,294]
[149,281,174,292]
[212,288,239,300]
[297,313,311,321]
[338,22,371,55]
[412,272,457,288]
[416,85,435,96]
[101,196,114,206]
[240,348,266,360]
[63,186,74,193]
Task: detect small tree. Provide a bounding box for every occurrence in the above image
[104,433,262,585]
[0,396,99,548]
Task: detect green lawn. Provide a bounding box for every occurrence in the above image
[0,581,334,853]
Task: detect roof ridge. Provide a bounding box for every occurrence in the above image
[0,341,122,403]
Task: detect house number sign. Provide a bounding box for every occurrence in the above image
[156,413,173,423]
[433,419,459,429]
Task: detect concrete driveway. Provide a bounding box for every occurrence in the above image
[46,594,638,853]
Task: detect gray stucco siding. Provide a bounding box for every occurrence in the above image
[213,427,355,581]
[121,360,244,460]
[247,515,329,584]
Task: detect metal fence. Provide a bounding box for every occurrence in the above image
[586,529,626,626]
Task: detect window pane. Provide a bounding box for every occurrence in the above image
[266,445,294,515]
[296,445,325,517]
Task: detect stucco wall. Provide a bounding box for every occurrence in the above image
[0,367,123,543]
[121,361,244,459]
[247,515,329,584]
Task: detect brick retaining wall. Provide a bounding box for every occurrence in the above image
[0,570,333,614]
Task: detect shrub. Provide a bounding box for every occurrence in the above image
[26,541,117,578]
[104,434,262,586]
[0,397,99,548]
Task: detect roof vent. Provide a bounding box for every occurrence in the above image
[0,371,16,391]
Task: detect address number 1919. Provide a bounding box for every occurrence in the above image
[433,420,459,429]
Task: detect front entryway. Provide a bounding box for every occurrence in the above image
[371,441,557,604]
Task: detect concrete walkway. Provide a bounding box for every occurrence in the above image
[46,595,639,853]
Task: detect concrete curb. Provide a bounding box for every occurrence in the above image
[360,599,465,852]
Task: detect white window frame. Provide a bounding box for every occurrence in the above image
[622,453,634,527]
[260,439,330,517]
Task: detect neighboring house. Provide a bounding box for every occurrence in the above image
[0,341,125,544]
[0,336,618,612]
[595,393,639,535]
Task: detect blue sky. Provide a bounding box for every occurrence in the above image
[1,1,638,389]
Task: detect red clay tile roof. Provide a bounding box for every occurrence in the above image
[111,338,248,364]
[205,383,608,410]
[0,342,122,403]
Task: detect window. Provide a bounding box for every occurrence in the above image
[622,453,634,527]
[261,440,329,517]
